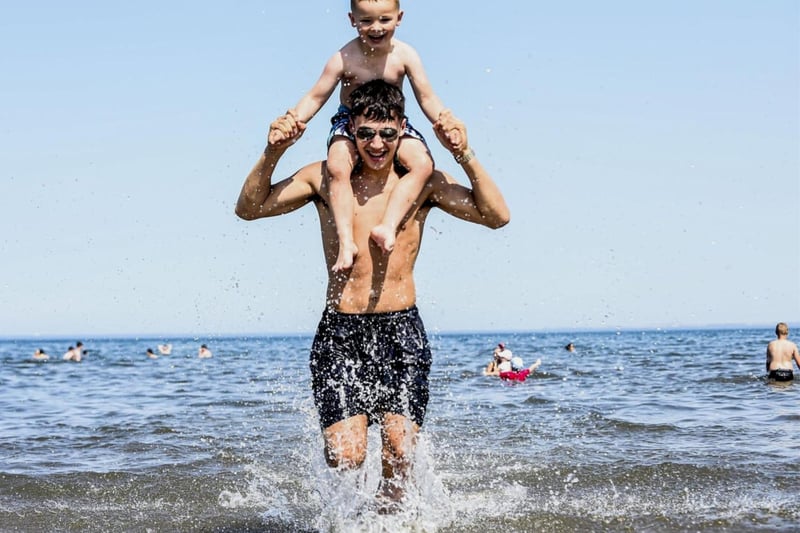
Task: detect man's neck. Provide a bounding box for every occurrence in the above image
[355,164,393,182]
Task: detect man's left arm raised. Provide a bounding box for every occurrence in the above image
[428,114,510,229]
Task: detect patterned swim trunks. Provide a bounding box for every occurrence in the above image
[309,306,432,429]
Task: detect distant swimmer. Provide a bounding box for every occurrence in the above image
[64,341,86,362]
[498,356,541,382]
[565,343,576,352]
[198,344,212,358]
[766,322,800,382]
[157,344,172,355]
[484,342,513,376]
[63,344,82,362]
[32,348,49,361]
[484,345,541,382]
[146,348,159,359]
[495,342,513,362]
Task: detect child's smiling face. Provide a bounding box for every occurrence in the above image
[349,0,403,52]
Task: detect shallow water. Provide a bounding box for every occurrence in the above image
[1,327,798,531]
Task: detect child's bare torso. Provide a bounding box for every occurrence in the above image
[338,38,410,106]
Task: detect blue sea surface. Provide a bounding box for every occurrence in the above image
[1,327,798,531]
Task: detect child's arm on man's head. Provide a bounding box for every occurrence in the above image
[290,52,345,123]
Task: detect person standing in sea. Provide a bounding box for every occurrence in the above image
[766,322,800,381]
[236,80,509,509]
[63,341,84,362]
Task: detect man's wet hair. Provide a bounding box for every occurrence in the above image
[348,80,405,122]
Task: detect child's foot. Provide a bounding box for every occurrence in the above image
[332,240,358,272]
[370,224,395,254]
[529,358,542,372]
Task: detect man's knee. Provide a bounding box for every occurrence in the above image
[325,442,366,469]
[323,415,368,469]
[381,414,419,460]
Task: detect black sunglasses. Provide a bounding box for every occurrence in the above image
[355,127,399,142]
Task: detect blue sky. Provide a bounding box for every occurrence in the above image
[1,1,798,337]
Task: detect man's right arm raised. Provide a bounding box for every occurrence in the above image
[235,114,317,221]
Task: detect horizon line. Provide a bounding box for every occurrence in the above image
[0,321,792,342]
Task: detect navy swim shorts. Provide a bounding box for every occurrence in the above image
[769,369,793,381]
[309,305,432,429]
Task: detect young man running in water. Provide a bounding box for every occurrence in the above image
[237,80,509,508]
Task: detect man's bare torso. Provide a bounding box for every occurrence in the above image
[312,162,430,314]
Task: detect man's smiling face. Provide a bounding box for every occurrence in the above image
[350,114,405,172]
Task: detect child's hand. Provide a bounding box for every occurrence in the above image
[267,109,307,149]
[433,109,468,154]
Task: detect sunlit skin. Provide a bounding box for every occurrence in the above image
[237,103,508,505]
[269,0,465,273]
[349,0,402,55]
[766,323,800,373]
[326,115,422,313]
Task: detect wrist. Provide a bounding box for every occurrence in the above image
[453,147,475,164]
[264,144,287,158]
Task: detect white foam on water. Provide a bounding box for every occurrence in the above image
[218,464,287,511]
[311,430,455,532]
[530,474,800,527]
[218,396,456,531]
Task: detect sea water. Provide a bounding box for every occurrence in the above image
[0,328,798,532]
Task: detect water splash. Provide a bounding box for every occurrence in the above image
[311,425,455,531]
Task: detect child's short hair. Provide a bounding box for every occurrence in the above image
[776,322,789,336]
[351,0,400,11]
[348,80,405,121]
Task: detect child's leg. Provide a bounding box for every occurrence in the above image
[370,138,434,253]
[327,137,359,271]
